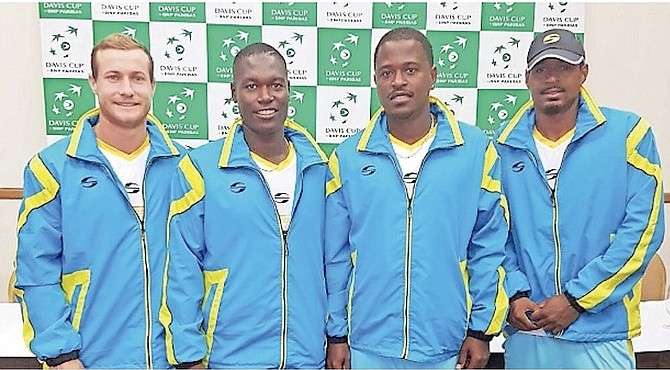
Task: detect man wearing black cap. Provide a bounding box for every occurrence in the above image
[495,28,664,368]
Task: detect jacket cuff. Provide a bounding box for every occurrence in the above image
[509,290,530,303]
[327,335,348,344]
[176,360,203,369]
[564,291,586,313]
[45,350,79,367]
[467,329,494,342]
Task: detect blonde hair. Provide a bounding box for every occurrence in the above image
[90,33,154,81]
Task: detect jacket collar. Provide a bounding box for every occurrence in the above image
[496,87,606,149]
[65,107,181,161]
[356,96,464,154]
[218,118,327,170]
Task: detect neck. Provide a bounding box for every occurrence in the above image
[535,105,578,142]
[244,128,288,165]
[387,109,434,145]
[93,118,148,154]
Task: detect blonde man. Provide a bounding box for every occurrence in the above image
[14,34,185,368]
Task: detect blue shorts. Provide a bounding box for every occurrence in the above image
[350,348,458,369]
[503,333,635,369]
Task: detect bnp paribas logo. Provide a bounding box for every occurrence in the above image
[48,26,79,59]
[481,2,534,31]
[318,28,371,87]
[154,82,207,139]
[43,78,95,135]
[328,92,358,125]
[476,89,529,137]
[373,2,427,29]
[428,31,478,88]
[207,25,261,83]
[490,36,521,70]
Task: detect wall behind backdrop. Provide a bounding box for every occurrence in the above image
[1,2,670,301]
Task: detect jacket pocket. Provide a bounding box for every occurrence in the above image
[459,261,472,321]
[61,269,91,330]
[202,269,229,367]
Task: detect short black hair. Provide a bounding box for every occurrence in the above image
[374,27,433,69]
[232,42,287,81]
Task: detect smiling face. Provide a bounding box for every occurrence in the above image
[88,48,155,129]
[374,38,436,122]
[231,52,289,139]
[526,58,588,116]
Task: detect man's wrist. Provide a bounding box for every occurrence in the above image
[176,360,203,369]
[467,329,494,342]
[564,291,586,313]
[509,291,530,303]
[45,350,79,367]
[327,335,348,344]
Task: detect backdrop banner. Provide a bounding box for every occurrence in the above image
[38,1,585,154]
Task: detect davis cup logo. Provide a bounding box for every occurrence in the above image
[288,90,305,118]
[219,30,251,63]
[493,2,515,13]
[277,32,304,65]
[329,92,357,125]
[51,84,82,118]
[437,36,468,70]
[121,26,137,39]
[548,2,568,13]
[486,94,518,126]
[166,87,195,120]
[164,29,193,62]
[329,33,359,68]
[220,96,238,121]
[490,37,520,69]
[49,26,79,58]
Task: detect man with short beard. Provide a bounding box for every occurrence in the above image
[495,28,664,369]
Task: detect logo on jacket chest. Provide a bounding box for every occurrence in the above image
[360,164,376,176]
[229,181,246,193]
[511,161,525,172]
[80,176,98,188]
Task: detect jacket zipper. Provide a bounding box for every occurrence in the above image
[253,167,290,369]
[385,151,430,359]
[96,159,153,367]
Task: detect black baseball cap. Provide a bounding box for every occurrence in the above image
[527,28,585,71]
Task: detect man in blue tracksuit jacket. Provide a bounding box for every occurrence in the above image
[14,34,185,368]
[160,43,329,369]
[496,28,664,368]
[325,28,508,369]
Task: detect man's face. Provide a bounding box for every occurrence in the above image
[374,39,436,121]
[88,48,154,129]
[231,53,289,138]
[526,58,588,116]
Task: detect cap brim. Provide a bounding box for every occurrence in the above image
[527,49,584,71]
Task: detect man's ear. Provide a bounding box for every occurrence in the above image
[88,74,97,95]
[581,63,589,84]
[230,82,237,103]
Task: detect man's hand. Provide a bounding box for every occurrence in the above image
[457,336,489,369]
[51,359,84,369]
[326,342,350,369]
[507,297,539,331]
[532,294,579,334]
